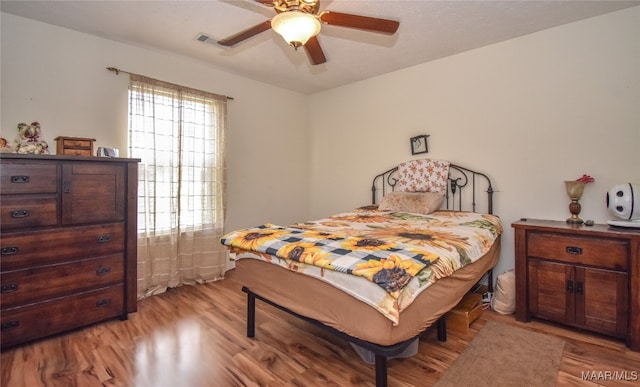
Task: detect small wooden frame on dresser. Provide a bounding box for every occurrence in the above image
[0,153,139,349]
[512,219,640,351]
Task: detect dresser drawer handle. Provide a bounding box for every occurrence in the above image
[96,234,112,243]
[96,266,111,276]
[1,246,18,255]
[10,176,29,183]
[1,284,18,293]
[1,321,19,331]
[11,210,30,218]
[566,246,582,255]
[96,298,111,307]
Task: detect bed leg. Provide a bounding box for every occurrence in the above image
[247,291,256,338]
[437,316,447,342]
[488,268,494,294]
[374,354,388,387]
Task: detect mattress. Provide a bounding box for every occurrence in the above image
[226,236,500,346]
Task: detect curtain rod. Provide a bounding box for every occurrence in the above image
[106,67,234,100]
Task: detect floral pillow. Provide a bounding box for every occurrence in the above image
[379,191,445,214]
[396,159,450,194]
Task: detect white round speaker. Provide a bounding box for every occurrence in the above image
[606,183,640,227]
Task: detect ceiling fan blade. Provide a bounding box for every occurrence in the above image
[320,11,399,34]
[253,0,275,6]
[217,20,272,46]
[304,36,326,65]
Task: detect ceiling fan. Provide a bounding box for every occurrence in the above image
[217,0,400,65]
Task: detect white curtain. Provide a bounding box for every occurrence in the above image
[128,74,228,299]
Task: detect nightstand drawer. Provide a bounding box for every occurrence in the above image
[528,232,628,271]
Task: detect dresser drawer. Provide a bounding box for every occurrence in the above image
[0,254,124,309]
[0,223,125,271]
[0,195,58,231]
[0,164,58,194]
[527,232,628,271]
[0,285,124,349]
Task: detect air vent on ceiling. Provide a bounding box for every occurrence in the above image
[194,33,217,46]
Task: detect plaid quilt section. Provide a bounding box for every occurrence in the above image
[221,224,438,297]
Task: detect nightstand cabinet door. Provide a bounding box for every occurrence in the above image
[579,266,628,338]
[528,259,574,323]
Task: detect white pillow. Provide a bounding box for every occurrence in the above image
[379,191,445,214]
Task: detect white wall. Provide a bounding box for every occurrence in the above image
[308,7,640,278]
[0,13,311,232]
[3,8,639,280]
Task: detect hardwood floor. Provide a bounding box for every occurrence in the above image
[2,277,639,386]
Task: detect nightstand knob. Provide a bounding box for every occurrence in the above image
[96,298,112,307]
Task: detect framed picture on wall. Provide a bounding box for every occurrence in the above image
[410,135,429,155]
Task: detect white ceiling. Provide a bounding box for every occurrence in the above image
[2,0,639,94]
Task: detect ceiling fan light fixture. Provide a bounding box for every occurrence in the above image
[271,11,321,48]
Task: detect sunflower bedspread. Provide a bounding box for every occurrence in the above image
[221,209,502,325]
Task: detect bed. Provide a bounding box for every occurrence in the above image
[222,159,502,387]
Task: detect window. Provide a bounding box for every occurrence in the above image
[128,74,228,297]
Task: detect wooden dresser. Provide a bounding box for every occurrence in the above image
[0,154,139,349]
[512,219,640,351]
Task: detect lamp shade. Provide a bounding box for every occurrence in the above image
[271,11,321,47]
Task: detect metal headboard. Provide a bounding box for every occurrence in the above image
[371,163,495,214]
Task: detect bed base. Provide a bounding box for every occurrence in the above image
[243,286,447,387]
[238,162,496,384]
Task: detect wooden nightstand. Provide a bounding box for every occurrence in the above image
[512,219,640,351]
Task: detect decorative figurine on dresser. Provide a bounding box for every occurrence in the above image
[12,122,50,155]
[512,218,640,351]
[0,153,139,349]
